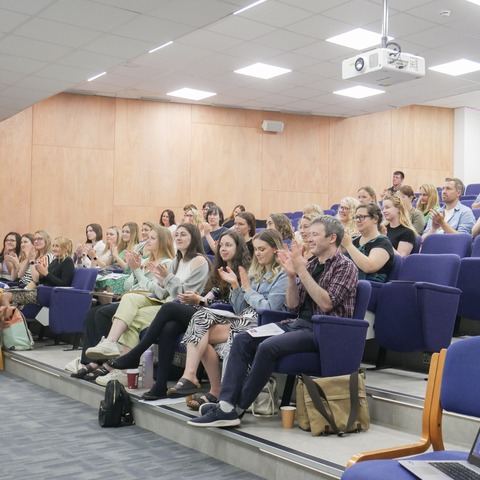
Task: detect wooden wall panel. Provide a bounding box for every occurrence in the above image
[114,99,192,209]
[262,115,330,195]
[329,112,392,203]
[0,108,32,239]
[0,92,456,242]
[30,146,114,243]
[192,105,263,128]
[190,123,263,217]
[32,93,115,149]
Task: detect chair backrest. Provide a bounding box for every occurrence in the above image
[460,194,477,201]
[473,208,480,221]
[412,234,423,254]
[465,183,480,196]
[471,235,480,257]
[352,280,372,319]
[440,336,480,419]
[420,233,472,258]
[71,268,98,290]
[388,254,403,280]
[397,253,460,287]
[456,257,480,320]
[461,199,475,209]
[323,209,336,216]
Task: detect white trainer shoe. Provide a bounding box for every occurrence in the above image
[85,337,121,360]
[95,369,128,387]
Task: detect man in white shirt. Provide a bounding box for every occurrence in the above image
[423,177,475,237]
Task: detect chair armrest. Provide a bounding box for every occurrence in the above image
[367,281,386,312]
[256,309,295,326]
[210,303,234,312]
[36,286,53,306]
[312,315,368,377]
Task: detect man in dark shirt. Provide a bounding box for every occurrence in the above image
[381,171,404,199]
[188,215,358,428]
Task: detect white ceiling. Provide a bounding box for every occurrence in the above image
[1,0,480,122]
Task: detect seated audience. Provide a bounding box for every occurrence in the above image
[108,230,255,401]
[202,205,228,255]
[92,226,121,270]
[380,171,404,199]
[0,232,21,281]
[416,183,440,223]
[184,207,204,229]
[75,224,106,268]
[423,177,475,237]
[71,225,175,380]
[233,211,256,256]
[180,204,198,223]
[296,213,315,259]
[382,195,417,257]
[1,235,74,312]
[6,233,35,286]
[266,213,295,248]
[84,224,209,387]
[342,203,394,283]
[136,221,156,256]
[160,209,177,234]
[188,216,358,428]
[336,197,360,238]
[357,186,378,205]
[397,185,426,235]
[223,204,245,228]
[168,229,286,405]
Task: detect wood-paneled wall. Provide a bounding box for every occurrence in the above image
[0,93,453,243]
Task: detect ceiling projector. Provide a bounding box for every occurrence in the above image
[342,48,425,87]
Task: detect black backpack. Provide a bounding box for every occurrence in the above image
[98,380,135,428]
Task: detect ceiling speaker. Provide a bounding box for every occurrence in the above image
[262,120,284,133]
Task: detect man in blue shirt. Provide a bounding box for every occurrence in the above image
[423,177,475,237]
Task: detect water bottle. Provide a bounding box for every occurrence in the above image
[141,347,154,389]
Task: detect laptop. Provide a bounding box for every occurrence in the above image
[399,427,480,479]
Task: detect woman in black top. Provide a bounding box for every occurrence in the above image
[342,203,394,283]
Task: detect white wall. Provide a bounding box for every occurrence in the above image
[454,107,480,186]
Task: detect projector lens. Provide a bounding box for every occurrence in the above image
[355,57,365,71]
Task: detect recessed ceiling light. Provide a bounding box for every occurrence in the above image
[429,59,480,76]
[149,41,173,54]
[234,62,291,79]
[167,88,216,101]
[326,28,393,50]
[234,0,267,15]
[333,86,385,99]
[87,71,107,82]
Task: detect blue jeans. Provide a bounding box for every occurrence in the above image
[219,325,317,409]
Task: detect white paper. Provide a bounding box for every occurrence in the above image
[246,323,285,337]
[35,306,50,326]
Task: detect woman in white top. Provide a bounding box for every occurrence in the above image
[0,232,21,282]
[84,224,210,377]
[75,223,106,268]
[160,209,177,235]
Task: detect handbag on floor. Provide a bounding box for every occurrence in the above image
[99,380,135,428]
[248,377,279,417]
[296,370,370,436]
[1,307,34,351]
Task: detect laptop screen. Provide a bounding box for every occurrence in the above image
[468,428,480,468]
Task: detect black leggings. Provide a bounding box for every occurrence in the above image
[81,303,119,365]
[114,302,196,395]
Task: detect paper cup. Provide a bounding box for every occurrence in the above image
[280,406,296,429]
[126,368,139,389]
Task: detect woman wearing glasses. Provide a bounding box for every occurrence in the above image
[0,232,21,281]
[341,203,394,283]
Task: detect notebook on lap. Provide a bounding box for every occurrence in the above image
[399,427,480,479]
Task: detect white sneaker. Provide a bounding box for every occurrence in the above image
[64,357,83,374]
[95,369,128,387]
[85,337,121,360]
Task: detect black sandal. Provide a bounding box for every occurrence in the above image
[166,377,201,398]
[186,392,218,411]
[70,363,96,379]
[83,365,110,382]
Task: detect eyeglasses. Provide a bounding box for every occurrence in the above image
[354,215,370,222]
[5,239,16,242]
[33,237,45,242]
[339,206,349,211]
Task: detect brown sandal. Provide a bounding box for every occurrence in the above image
[186,392,218,411]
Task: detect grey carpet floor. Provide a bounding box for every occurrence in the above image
[0,371,260,480]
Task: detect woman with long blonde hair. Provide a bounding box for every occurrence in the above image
[382,194,417,257]
[336,196,361,237]
[416,183,440,223]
